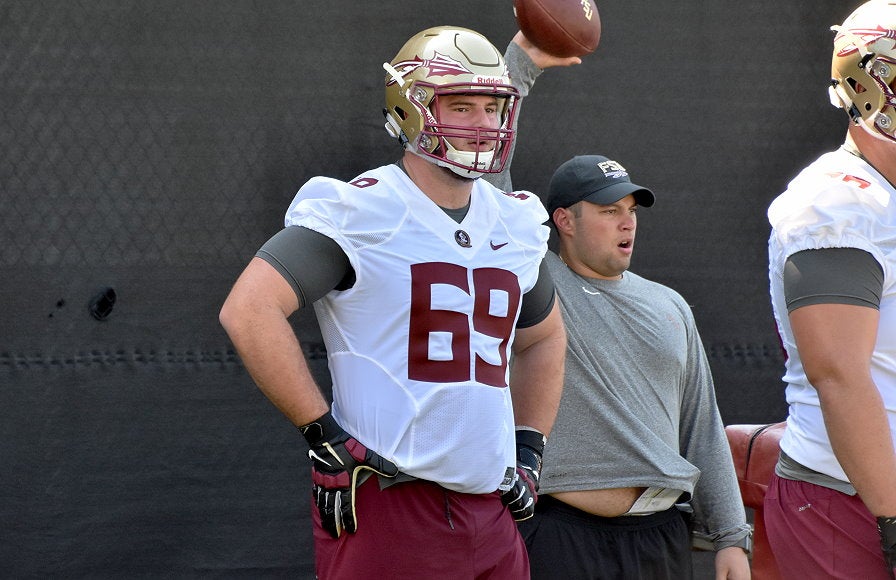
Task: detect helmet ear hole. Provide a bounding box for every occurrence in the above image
[393,106,409,121]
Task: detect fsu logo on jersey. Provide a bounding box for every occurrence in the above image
[454,229,472,247]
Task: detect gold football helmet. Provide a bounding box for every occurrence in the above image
[830,1,896,142]
[383,26,520,178]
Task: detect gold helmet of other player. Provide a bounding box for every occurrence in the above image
[383,26,520,178]
[830,1,896,142]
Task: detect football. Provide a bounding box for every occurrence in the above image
[513,0,601,58]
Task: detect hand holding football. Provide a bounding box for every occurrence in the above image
[513,0,601,58]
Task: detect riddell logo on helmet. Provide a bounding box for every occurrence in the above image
[474,76,507,86]
[387,53,473,85]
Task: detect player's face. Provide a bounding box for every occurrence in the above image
[566,195,638,280]
[434,94,503,152]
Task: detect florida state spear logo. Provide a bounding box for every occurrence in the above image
[454,229,471,248]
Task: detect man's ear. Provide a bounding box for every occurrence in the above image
[552,206,573,235]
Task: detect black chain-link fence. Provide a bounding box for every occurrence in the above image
[0,1,858,576]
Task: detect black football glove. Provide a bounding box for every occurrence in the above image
[299,411,399,539]
[878,516,896,579]
[500,428,546,521]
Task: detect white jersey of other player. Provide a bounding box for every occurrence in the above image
[285,163,549,494]
[768,146,896,482]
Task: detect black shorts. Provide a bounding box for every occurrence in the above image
[518,494,692,580]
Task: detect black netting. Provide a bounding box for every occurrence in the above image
[0,1,856,576]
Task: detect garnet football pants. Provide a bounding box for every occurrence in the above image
[312,477,528,579]
[765,473,889,579]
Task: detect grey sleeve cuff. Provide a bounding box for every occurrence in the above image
[256,225,352,308]
[784,247,883,312]
[692,525,754,554]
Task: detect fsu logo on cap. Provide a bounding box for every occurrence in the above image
[598,159,628,179]
[454,229,472,247]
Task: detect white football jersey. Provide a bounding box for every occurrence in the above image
[284,164,549,493]
[768,146,896,482]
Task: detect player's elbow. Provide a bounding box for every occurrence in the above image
[219,291,247,338]
[805,362,871,396]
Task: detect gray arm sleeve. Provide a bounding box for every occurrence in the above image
[255,226,353,308]
[483,40,544,192]
[257,226,553,324]
[783,247,883,312]
[503,39,544,99]
[517,257,556,328]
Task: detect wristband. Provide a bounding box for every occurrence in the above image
[298,411,342,447]
[515,427,546,455]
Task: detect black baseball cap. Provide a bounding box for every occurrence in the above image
[546,155,655,221]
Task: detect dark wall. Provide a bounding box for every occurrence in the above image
[0,1,856,576]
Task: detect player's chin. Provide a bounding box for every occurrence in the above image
[441,165,479,182]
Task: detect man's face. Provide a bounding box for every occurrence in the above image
[433,94,504,153]
[564,194,639,280]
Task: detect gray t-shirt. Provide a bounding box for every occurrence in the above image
[542,252,751,550]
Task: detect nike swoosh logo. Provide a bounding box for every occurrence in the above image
[490,241,508,250]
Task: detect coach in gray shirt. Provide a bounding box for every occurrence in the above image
[518,155,752,580]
